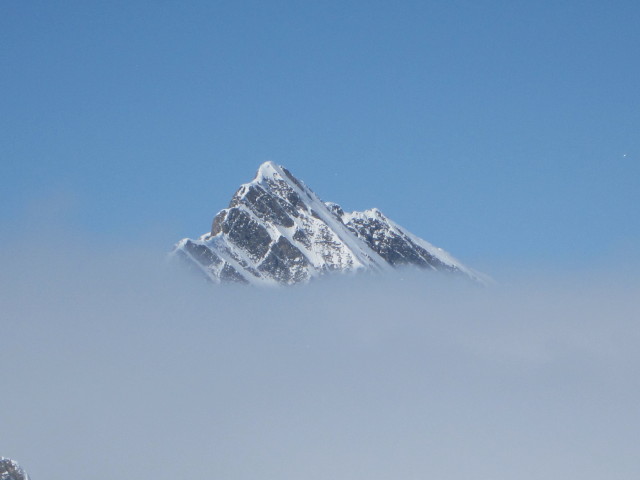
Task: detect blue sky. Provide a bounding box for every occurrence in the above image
[2,0,639,271]
[3,4,640,475]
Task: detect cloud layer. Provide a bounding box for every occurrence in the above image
[1,241,639,479]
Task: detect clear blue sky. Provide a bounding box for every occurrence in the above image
[2,0,638,271]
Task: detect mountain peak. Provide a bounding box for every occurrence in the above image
[254,160,282,182]
[173,163,485,285]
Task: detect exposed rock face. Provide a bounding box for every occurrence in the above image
[339,209,456,271]
[172,162,484,285]
[0,459,30,480]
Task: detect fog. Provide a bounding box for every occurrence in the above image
[1,240,639,479]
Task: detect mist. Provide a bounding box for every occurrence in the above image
[1,239,639,479]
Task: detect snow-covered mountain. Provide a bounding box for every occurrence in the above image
[0,459,30,480]
[172,162,485,285]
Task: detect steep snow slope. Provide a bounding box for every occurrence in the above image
[172,162,485,285]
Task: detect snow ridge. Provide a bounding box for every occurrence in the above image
[172,162,485,285]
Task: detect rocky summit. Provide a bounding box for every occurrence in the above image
[172,162,484,285]
[0,459,30,480]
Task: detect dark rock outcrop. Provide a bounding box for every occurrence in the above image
[0,459,30,480]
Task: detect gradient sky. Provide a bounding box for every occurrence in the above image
[2,1,639,272]
[3,4,640,476]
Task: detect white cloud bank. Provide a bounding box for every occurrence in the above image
[1,239,639,480]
